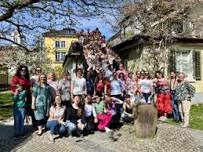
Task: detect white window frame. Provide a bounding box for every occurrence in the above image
[175,49,195,81]
[55,41,66,48]
[56,52,66,62]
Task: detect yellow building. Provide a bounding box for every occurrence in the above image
[43,28,78,69]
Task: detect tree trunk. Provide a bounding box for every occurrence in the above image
[133,103,157,138]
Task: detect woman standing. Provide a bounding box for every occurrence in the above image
[155,71,172,122]
[86,71,95,96]
[126,72,136,102]
[58,72,71,108]
[170,72,180,122]
[96,72,104,97]
[138,71,153,103]
[31,74,51,135]
[118,73,126,97]
[71,69,87,106]
[110,72,123,100]
[10,65,34,127]
[47,72,59,101]
[175,72,195,127]
[46,95,66,142]
[11,65,31,94]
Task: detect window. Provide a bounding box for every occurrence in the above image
[56,52,66,62]
[55,41,66,48]
[61,41,65,48]
[170,21,183,34]
[170,49,201,81]
[175,50,194,80]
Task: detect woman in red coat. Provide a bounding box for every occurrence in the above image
[11,65,31,93]
[10,65,34,126]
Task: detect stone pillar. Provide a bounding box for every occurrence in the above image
[133,103,158,138]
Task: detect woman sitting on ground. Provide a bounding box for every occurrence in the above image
[94,96,113,134]
[81,95,97,135]
[65,96,85,137]
[46,95,66,142]
[106,95,123,129]
[120,95,134,123]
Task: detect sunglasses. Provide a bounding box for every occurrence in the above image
[21,69,26,71]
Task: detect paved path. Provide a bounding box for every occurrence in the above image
[0,118,203,152]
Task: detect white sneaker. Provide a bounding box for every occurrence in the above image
[53,134,60,139]
[181,124,189,128]
[158,116,164,121]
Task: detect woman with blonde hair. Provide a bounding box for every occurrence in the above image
[31,74,52,136]
[47,72,59,101]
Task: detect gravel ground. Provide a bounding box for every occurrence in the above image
[0,120,202,152]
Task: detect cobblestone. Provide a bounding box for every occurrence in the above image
[0,122,202,152]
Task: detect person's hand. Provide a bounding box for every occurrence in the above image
[15,89,19,95]
[94,118,98,123]
[31,104,36,111]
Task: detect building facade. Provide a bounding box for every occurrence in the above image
[43,28,78,68]
[109,2,203,103]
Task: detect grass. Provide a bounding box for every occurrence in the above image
[190,104,203,130]
[0,91,13,105]
[0,107,13,121]
[0,92,13,120]
[165,104,203,130]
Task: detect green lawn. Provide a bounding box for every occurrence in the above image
[0,92,13,120]
[165,104,203,130]
[190,104,203,130]
[0,91,13,104]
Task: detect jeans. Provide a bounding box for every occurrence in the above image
[13,107,26,136]
[65,121,77,135]
[171,91,180,121]
[46,120,66,135]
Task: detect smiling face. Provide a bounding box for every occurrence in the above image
[36,68,42,75]
[20,67,27,76]
[39,74,47,84]
[55,95,62,105]
[178,73,185,82]
[49,72,56,81]
[76,69,82,77]
[73,96,80,105]
[171,72,176,79]
[119,64,124,70]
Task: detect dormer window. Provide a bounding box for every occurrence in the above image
[170,21,183,34]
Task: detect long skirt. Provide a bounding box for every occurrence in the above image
[156,93,172,115]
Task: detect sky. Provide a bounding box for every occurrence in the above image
[79,17,115,39]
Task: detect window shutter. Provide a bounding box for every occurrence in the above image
[169,50,176,73]
[193,51,201,80]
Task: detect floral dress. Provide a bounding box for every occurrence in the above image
[32,85,51,121]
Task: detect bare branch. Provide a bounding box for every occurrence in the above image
[0,0,41,21]
[0,36,32,52]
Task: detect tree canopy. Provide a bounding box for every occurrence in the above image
[0,0,123,51]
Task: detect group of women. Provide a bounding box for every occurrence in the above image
[10,28,196,142]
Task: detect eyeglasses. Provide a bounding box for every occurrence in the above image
[21,69,26,72]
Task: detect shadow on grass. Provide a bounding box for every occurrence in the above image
[0,123,34,152]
